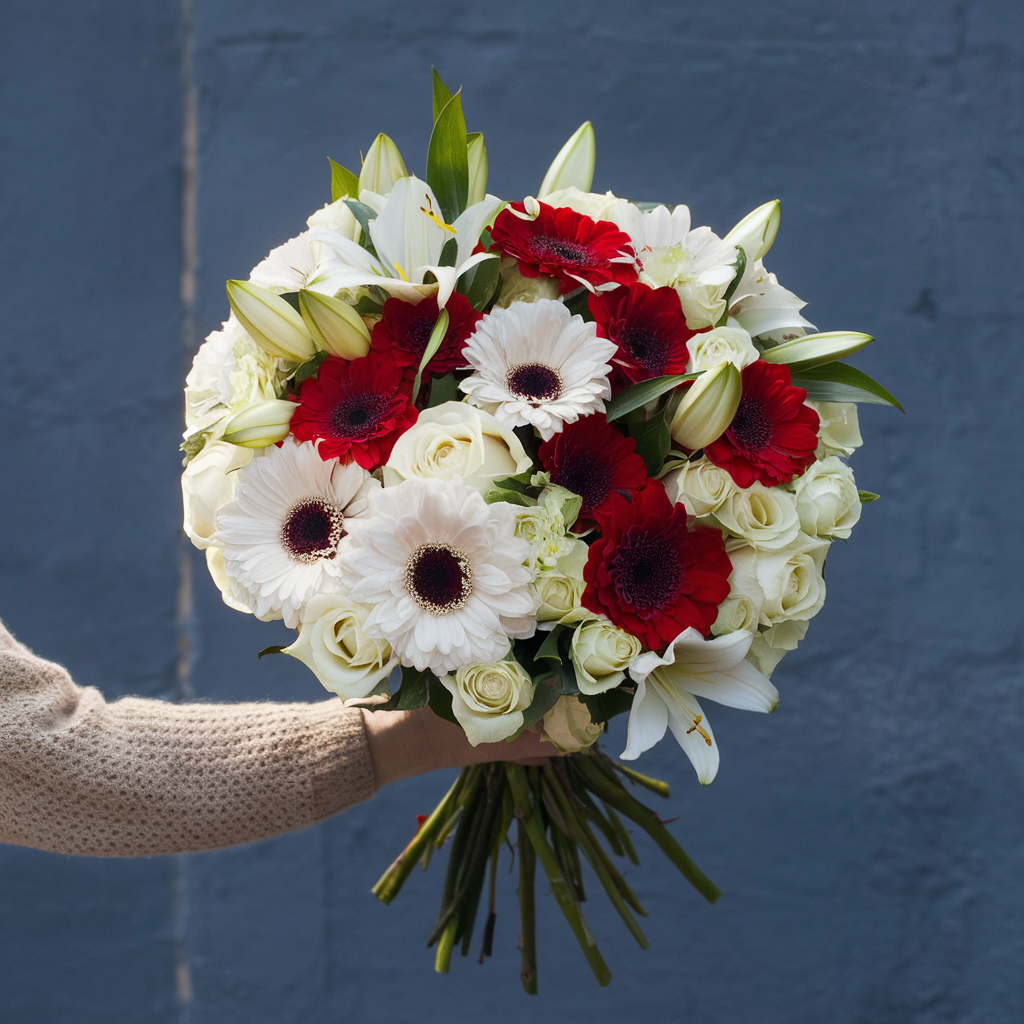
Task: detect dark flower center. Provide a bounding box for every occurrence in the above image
[404,543,474,615]
[281,498,345,564]
[329,391,390,439]
[506,363,563,402]
[610,526,682,614]
[729,395,772,452]
[619,322,667,374]
[554,450,610,514]
[530,235,595,267]
[398,314,437,356]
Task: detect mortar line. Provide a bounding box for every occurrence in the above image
[175,0,199,1016]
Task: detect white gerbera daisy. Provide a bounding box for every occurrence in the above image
[249,229,353,296]
[340,476,535,674]
[459,299,616,440]
[215,438,378,627]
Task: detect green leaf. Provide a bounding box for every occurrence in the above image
[352,291,386,318]
[411,308,449,405]
[427,675,459,725]
[518,673,563,733]
[858,489,881,504]
[719,246,747,313]
[180,429,210,462]
[329,158,360,202]
[438,236,459,268]
[562,287,592,321]
[604,373,699,422]
[257,645,287,660]
[491,473,532,493]
[432,67,455,123]
[394,666,430,710]
[343,199,379,250]
[458,254,501,311]
[291,350,329,387]
[578,685,635,724]
[484,487,536,507]
[427,91,469,224]
[536,624,566,664]
[792,363,904,411]
[426,372,460,408]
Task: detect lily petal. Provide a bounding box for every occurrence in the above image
[657,682,720,784]
[620,676,669,760]
[369,176,449,281]
[452,195,504,267]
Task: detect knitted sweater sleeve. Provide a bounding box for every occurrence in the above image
[0,620,377,857]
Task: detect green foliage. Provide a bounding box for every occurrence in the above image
[792,362,904,411]
[604,372,698,422]
[425,372,461,408]
[427,92,469,224]
[257,645,287,660]
[329,158,360,202]
[411,308,449,405]
[431,67,455,123]
[180,429,210,462]
[459,254,501,311]
[858,489,881,503]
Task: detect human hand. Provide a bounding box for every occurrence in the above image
[360,706,558,790]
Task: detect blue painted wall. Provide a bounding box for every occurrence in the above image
[1,1,1022,1021]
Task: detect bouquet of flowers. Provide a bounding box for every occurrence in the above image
[181,71,900,991]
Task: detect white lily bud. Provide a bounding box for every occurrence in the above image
[298,289,371,359]
[358,133,408,197]
[760,331,873,374]
[221,399,296,448]
[724,200,781,262]
[226,280,316,362]
[466,132,489,207]
[538,121,595,199]
[670,362,742,450]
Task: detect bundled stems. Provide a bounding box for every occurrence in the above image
[371,747,720,992]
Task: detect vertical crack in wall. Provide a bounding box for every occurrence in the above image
[175,0,199,1016]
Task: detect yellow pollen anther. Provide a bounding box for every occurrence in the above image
[420,205,457,234]
[392,260,409,282]
[686,715,712,746]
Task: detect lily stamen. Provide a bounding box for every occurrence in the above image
[686,715,712,746]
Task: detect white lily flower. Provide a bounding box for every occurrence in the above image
[728,258,816,340]
[309,176,501,308]
[622,628,778,784]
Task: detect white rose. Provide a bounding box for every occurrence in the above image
[541,695,603,753]
[710,482,801,551]
[541,187,623,222]
[383,402,532,495]
[283,593,397,700]
[711,591,763,636]
[726,535,829,627]
[569,615,642,695]
[306,196,361,241]
[663,457,737,517]
[791,456,862,539]
[182,440,252,549]
[807,401,863,459]
[686,324,759,372]
[534,571,584,623]
[744,620,809,678]
[496,257,561,307]
[676,271,733,331]
[440,660,535,745]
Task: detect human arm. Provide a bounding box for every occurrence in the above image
[0,619,554,858]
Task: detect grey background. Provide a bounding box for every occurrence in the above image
[1,1,1021,1021]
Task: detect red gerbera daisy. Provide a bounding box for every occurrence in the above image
[589,282,695,389]
[704,360,820,488]
[489,201,637,294]
[537,413,648,529]
[370,293,482,375]
[290,353,418,470]
[582,480,732,651]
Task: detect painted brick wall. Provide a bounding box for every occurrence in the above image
[1,2,1022,1021]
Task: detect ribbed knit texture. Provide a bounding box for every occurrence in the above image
[0,619,376,857]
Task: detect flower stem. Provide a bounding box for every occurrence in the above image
[506,766,612,987]
[574,755,721,905]
[434,915,458,974]
[516,818,538,995]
